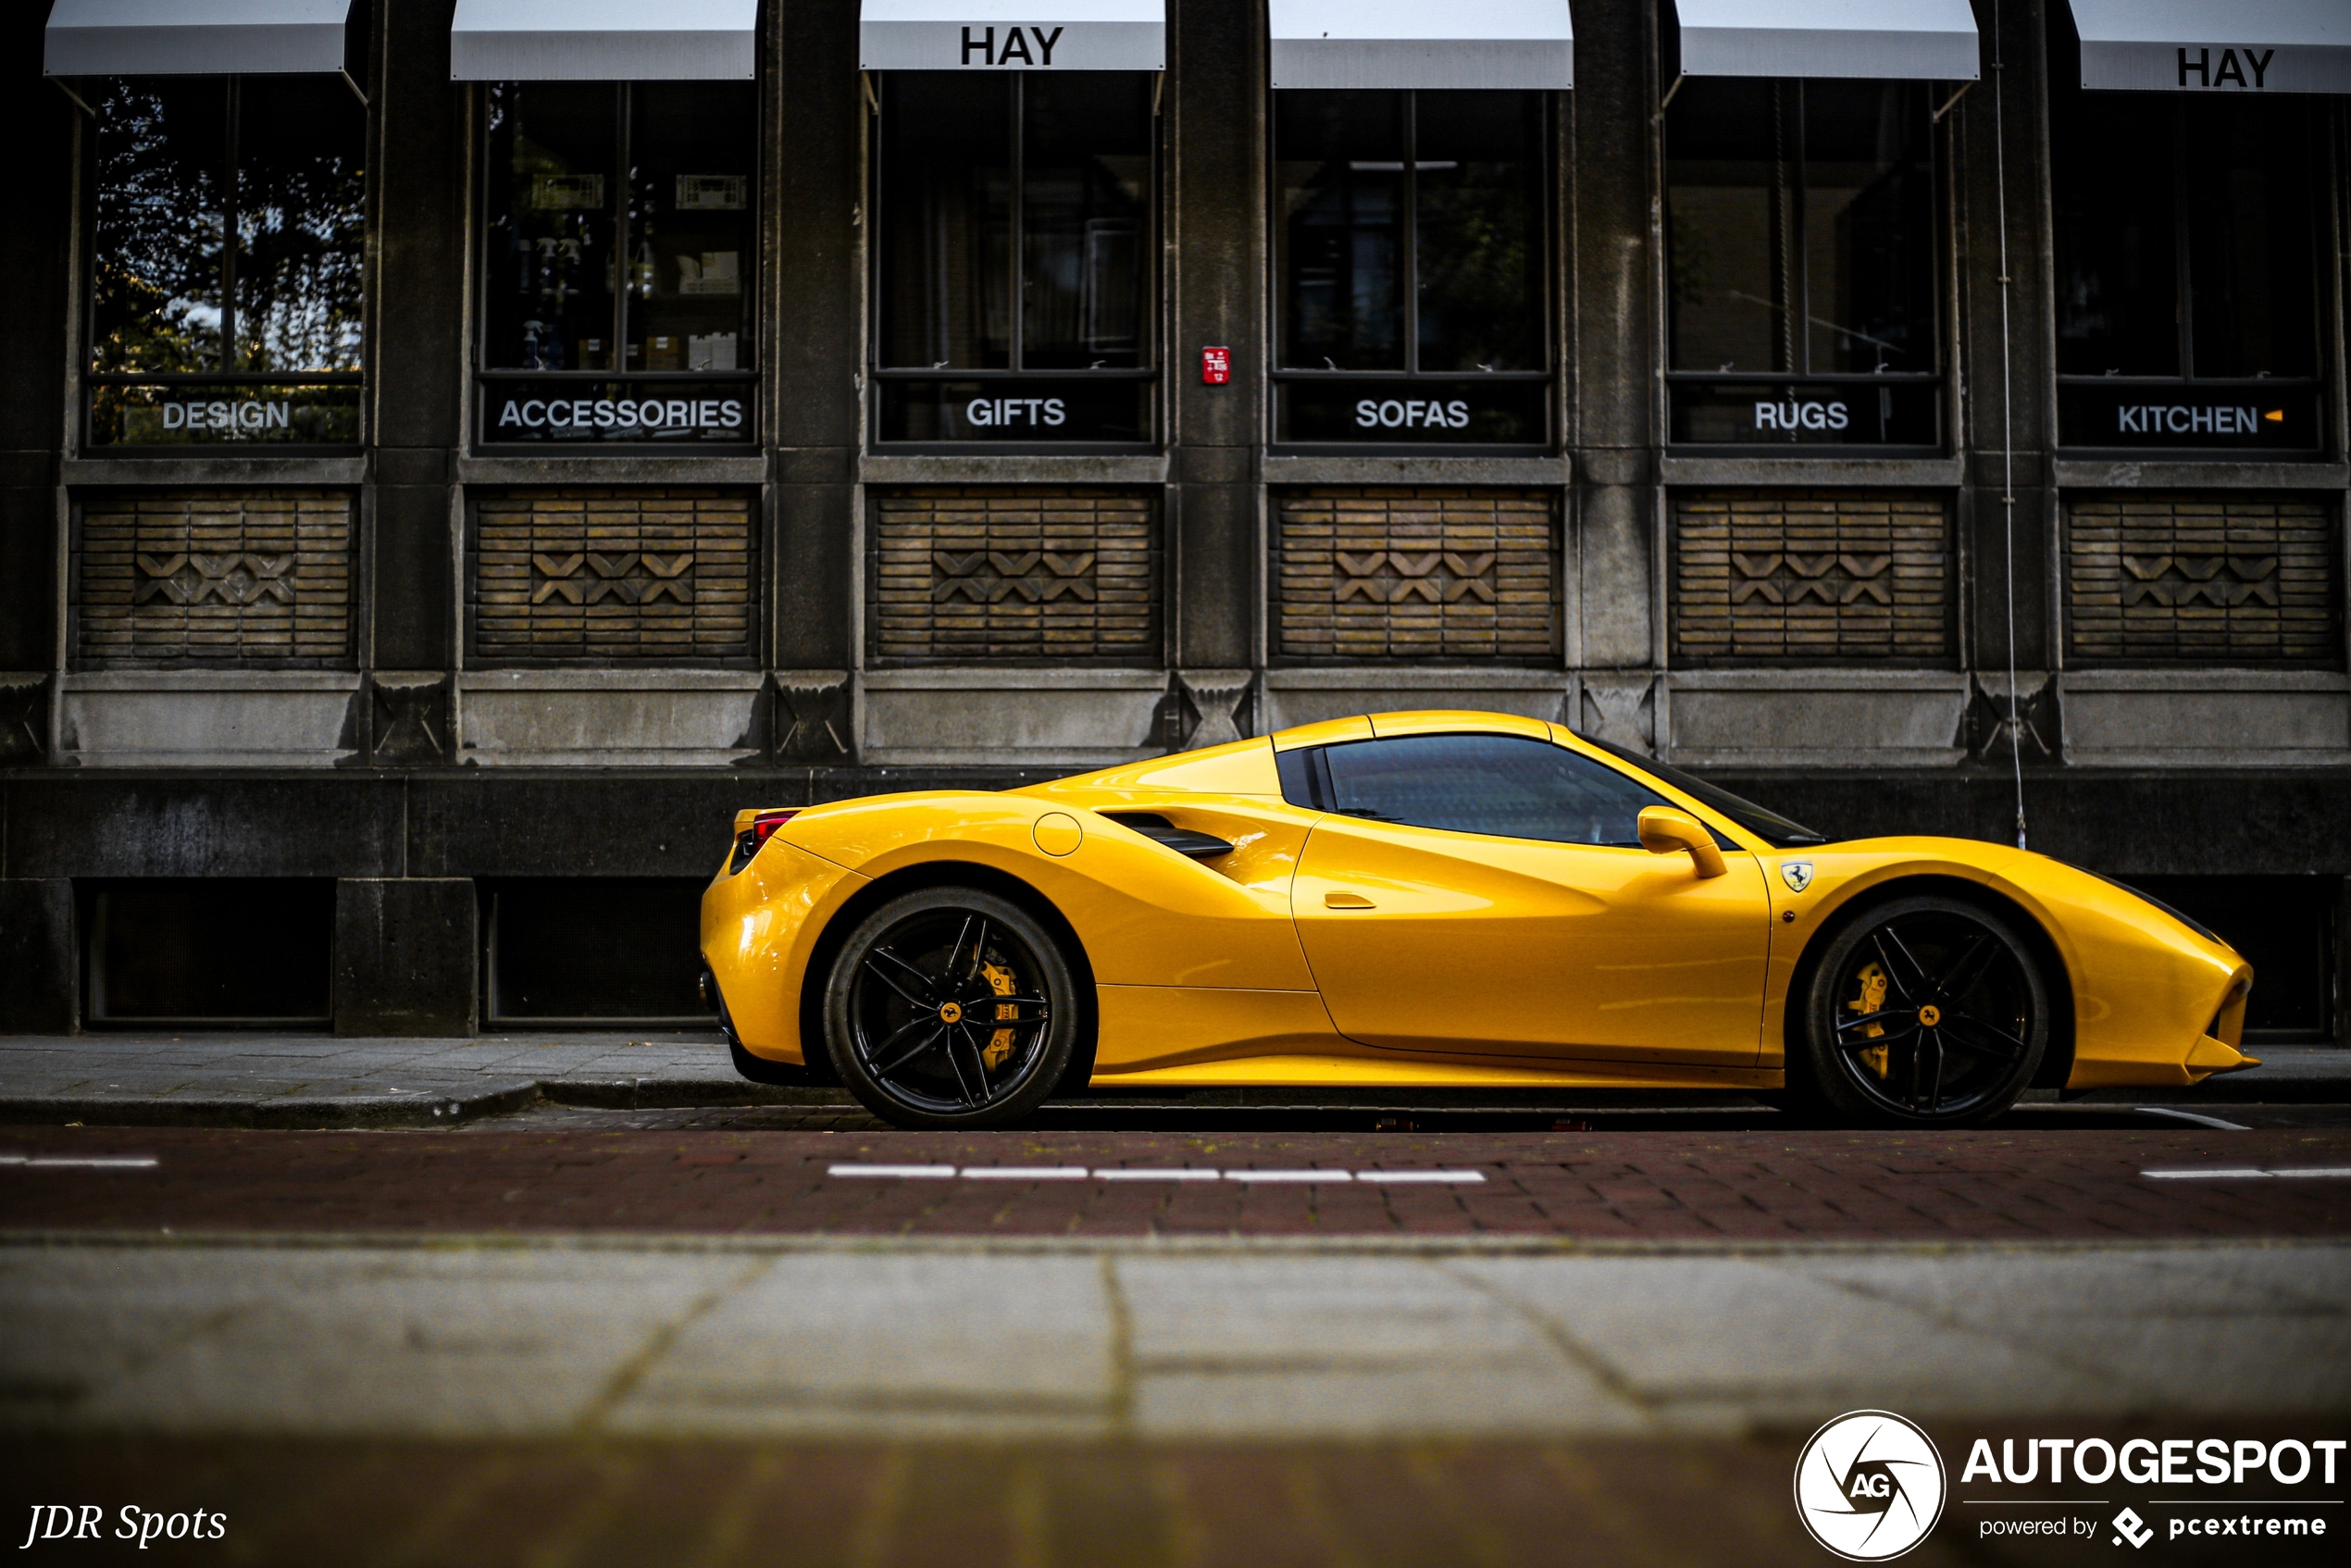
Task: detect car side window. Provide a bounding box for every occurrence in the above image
[1287,733,1677,847]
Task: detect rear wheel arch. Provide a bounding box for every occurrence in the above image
[800,859,1099,1091]
[1786,874,2076,1094]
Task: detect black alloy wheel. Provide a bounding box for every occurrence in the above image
[822,888,1078,1129]
[1798,895,2049,1128]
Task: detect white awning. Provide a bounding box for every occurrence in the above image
[2069,1,2351,93]
[451,0,757,81]
[860,0,1164,70]
[1673,0,1980,81]
[44,0,354,76]
[1269,0,1573,90]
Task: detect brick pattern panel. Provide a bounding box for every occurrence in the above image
[474,490,755,660]
[78,490,354,666]
[1672,491,1950,662]
[2067,494,2340,664]
[1275,489,1558,662]
[871,489,1158,662]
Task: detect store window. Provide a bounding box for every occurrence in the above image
[873,73,1156,444]
[1664,80,1939,446]
[86,77,366,448]
[2051,87,2322,450]
[1274,91,1549,445]
[479,82,757,446]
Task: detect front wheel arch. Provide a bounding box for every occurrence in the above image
[1784,875,2076,1099]
[799,859,1098,1092]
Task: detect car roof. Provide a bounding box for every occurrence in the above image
[1270,710,1553,752]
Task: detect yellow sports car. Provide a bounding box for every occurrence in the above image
[700,711,2258,1129]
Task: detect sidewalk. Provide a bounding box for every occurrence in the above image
[0,1032,2342,1128]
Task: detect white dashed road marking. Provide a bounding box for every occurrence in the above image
[2142,1166,2351,1180]
[0,1156,159,1169]
[827,1163,1486,1184]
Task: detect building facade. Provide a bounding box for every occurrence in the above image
[2,0,2346,1043]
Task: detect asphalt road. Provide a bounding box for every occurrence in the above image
[4,1103,2347,1566]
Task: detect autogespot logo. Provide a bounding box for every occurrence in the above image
[1795,1411,1948,1561]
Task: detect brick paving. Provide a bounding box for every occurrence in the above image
[3,1124,2346,1241]
[6,1426,2344,1567]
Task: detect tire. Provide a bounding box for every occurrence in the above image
[820,887,1079,1130]
[1795,894,2049,1129]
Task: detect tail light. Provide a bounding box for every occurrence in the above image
[728,809,799,874]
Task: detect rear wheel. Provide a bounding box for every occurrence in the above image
[1797,895,2048,1128]
[822,888,1077,1129]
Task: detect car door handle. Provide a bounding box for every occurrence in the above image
[1325,891,1376,909]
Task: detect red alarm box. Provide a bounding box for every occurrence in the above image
[1200,346,1231,385]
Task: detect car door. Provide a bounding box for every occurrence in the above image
[1286,731,1773,1066]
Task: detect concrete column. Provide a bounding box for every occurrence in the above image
[0,4,70,687]
[1170,0,1263,674]
[1956,0,2058,678]
[773,0,861,679]
[367,0,469,678]
[334,878,478,1036]
[1567,0,1661,674]
[0,879,75,1032]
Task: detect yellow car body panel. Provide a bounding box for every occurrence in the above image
[703,718,2257,1091]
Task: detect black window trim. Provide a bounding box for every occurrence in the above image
[2047,90,2330,457]
[1660,75,1951,457]
[471,79,764,454]
[1268,85,1558,454]
[81,73,369,455]
[865,69,1164,454]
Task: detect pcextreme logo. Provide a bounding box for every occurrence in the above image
[1795,1411,1948,1561]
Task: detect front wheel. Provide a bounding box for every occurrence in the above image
[821,888,1079,1129]
[1797,895,2049,1128]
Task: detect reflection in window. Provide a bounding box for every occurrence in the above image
[87,77,365,445]
[1275,92,1544,372]
[1664,80,1938,445]
[874,73,1153,442]
[1312,734,1673,848]
[482,82,757,378]
[2053,95,2315,382]
[1669,80,1936,375]
[878,73,1151,371]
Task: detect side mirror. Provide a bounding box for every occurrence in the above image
[1637,806,1727,878]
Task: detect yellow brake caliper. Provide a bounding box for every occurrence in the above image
[979,961,1019,1069]
[1849,963,1890,1077]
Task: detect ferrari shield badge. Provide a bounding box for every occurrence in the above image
[1781,861,1815,893]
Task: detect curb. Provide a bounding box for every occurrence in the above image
[0,1078,847,1130]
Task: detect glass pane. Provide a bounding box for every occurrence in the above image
[1413,92,1543,372]
[233,77,366,373]
[483,83,618,371]
[91,79,228,374]
[1800,82,1933,375]
[2184,97,2315,379]
[1275,92,1406,370]
[1667,79,1787,374]
[2051,91,2177,377]
[625,82,758,374]
[878,74,1013,369]
[1321,733,1672,847]
[1021,73,1151,369]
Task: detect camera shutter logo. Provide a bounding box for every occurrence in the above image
[1794,1410,1947,1561]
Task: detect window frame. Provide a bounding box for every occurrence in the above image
[1660,76,1949,454]
[470,80,763,453]
[1268,87,1558,453]
[865,70,1163,453]
[79,73,369,454]
[2047,89,2333,456]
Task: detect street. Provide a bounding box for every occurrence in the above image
[2,1036,2348,1564]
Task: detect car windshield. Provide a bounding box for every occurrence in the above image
[1580,735,1832,848]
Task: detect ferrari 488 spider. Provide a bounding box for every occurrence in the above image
[701,711,2258,1129]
